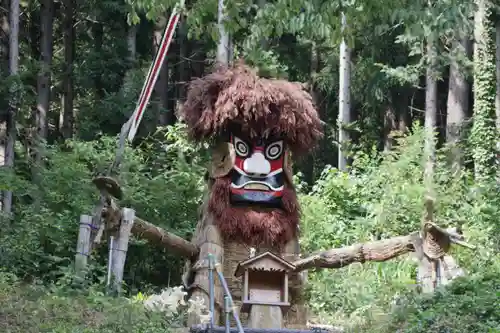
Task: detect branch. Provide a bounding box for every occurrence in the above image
[93,175,199,258]
[131,216,199,258]
[101,199,199,259]
[293,232,420,272]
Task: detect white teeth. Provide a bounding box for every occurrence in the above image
[243,183,270,191]
[230,181,285,191]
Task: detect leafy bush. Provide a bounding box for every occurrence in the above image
[371,268,500,333]
[0,272,192,333]
[299,126,500,329]
[0,123,207,290]
[1,124,498,332]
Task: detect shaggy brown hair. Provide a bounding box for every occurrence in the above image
[208,177,299,247]
[181,62,323,154]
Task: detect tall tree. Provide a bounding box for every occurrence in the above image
[420,27,440,293]
[383,96,397,151]
[496,20,500,133]
[216,0,231,64]
[0,0,10,210]
[424,41,438,194]
[176,16,188,104]
[153,15,170,126]
[446,37,472,171]
[61,0,75,139]
[36,0,54,144]
[495,19,500,172]
[93,9,104,101]
[471,0,497,183]
[0,0,7,72]
[338,11,351,171]
[3,0,19,213]
[127,24,136,62]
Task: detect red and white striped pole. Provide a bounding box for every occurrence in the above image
[126,3,182,142]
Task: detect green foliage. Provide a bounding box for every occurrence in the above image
[0,123,205,289]
[299,128,500,329]
[0,273,176,333]
[470,0,498,184]
[372,268,500,332]
[2,0,499,330]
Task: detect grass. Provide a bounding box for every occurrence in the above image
[0,272,170,333]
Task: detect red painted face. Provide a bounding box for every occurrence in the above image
[229,134,285,206]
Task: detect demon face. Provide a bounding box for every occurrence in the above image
[229,134,285,206]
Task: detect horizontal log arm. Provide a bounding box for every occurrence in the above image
[102,202,199,259]
[132,217,200,258]
[293,232,420,272]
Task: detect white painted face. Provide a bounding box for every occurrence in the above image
[229,134,286,205]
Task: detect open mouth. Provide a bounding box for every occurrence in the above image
[243,183,271,191]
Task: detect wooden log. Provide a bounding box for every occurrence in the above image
[187,221,224,326]
[293,232,420,272]
[102,201,199,259]
[132,216,199,258]
[109,208,135,294]
[75,215,93,276]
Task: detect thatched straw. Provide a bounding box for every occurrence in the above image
[181,62,323,154]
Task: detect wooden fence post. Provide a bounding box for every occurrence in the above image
[109,207,135,295]
[75,215,93,276]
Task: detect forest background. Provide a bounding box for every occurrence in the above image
[0,0,499,331]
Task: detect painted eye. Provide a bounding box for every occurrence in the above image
[234,137,250,157]
[265,140,284,160]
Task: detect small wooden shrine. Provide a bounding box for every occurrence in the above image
[232,251,297,328]
[235,251,295,313]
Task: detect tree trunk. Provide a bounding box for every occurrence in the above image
[36,0,54,145]
[0,0,8,72]
[496,21,500,134]
[153,15,169,126]
[471,0,497,183]
[446,37,472,171]
[338,12,351,171]
[397,88,412,132]
[127,24,136,63]
[423,31,440,293]
[383,98,397,151]
[176,15,188,110]
[3,0,19,213]
[258,0,267,49]
[93,16,104,100]
[191,39,206,78]
[61,0,74,139]
[28,3,39,146]
[216,0,231,65]
[301,42,319,185]
[0,0,10,211]
[33,0,54,194]
[424,40,438,194]
[495,20,500,175]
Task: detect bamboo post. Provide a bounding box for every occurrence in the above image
[109,207,135,295]
[106,236,114,287]
[75,215,93,276]
[224,296,231,333]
